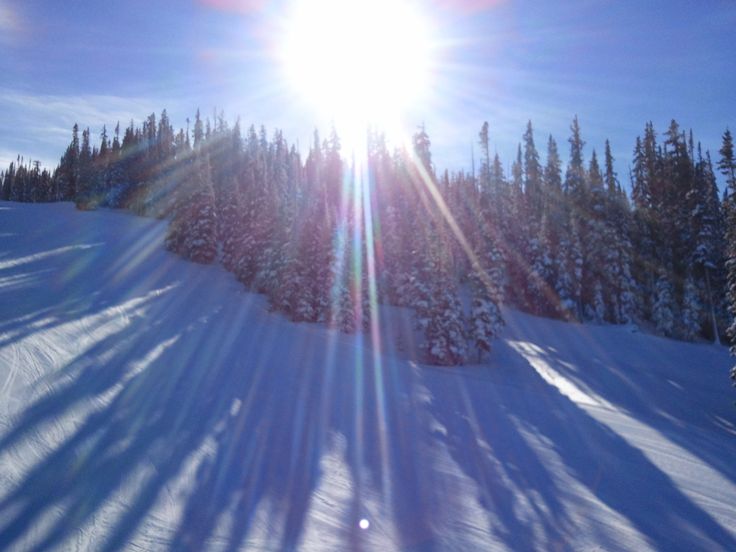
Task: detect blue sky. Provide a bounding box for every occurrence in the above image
[1,0,734,186]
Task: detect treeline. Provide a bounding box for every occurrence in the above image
[0,158,54,202]
[2,110,735,366]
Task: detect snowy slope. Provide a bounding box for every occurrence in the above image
[1,202,735,551]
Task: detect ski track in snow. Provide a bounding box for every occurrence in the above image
[0,202,735,551]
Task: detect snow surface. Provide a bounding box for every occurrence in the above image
[1,202,735,551]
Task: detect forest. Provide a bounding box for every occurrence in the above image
[2,111,736,368]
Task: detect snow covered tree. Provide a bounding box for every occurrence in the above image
[468,240,505,362]
[220,176,244,271]
[554,226,576,320]
[652,270,676,337]
[680,274,702,341]
[689,146,724,343]
[410,217,466,365]
[591,281,605,324]
[565,116,586,196]
[425,285,467,365]
[185,172,218,263]
[602,142,635,324]
[523,120,543,220]
[54,124,80,201]
[165,153,217,264]
[478,121,491,194]
[505,144,527,307]
[276,252,315,322]
[720,128,736,384]
[581,149,608,321]
[329,248,357,333]
[526,213,554,316]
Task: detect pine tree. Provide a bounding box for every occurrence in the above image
[602,141,635,323]
[186,158,218,263]
[468,239,504,362]
[561,117,586,319]
[604,140,619,195]
[523,120,543,219]
[425,286,466,366]
[329,235,357,333]
[220,176,244,271]
[689,145,724,343]
[165,153,217,264]
[193,109,204,148]
[3,162,14,201]
[505,144,527,306]
[555,223,576,320]
[569,218,584,319]
[719,129,735,191]
[565,116,586,196]
[54,124,80,201]
[413,123,433,175]
[234,125,269,287]
[720,128,736,384]
[478,121,491,193]
[592,281,606,323]
[630,123,664,321]
[652,270,676,337]
[680,273,702,341]
[582,150,608,321]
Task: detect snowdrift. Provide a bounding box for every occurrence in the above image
[1,202,735,551]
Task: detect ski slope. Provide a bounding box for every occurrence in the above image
[1,201,735,551]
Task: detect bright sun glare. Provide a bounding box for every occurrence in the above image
[281,0,433,145]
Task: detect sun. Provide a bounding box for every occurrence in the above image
[280,0,433,146]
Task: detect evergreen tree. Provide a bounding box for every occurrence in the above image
[565,116,586,196]
[55,124,80,201]
[719,129,735,191]
[413,123,433,175]
[421,241,465,366]
[329,231,358,333]
[689,145,724,343]
[524,215,554,317]
[425,285,466,365]
[604,140,619,195]
[505,144,527,306]
[2,162,15,201]
[468,239,505,361]
[478,121,491,193]
[562,117,586,319]
[165,153,217,264]
[720,129,736,383]
[523,120,543,219]
[592,281,606,323]
[652,270,676,337]
[582,149,608,321]
[602,141,635,323]
[220,176,245,271]
[680,273,702,341]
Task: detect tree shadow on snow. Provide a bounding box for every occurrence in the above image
[165,337,449,552]
[3,294,734,551]
[504,315,736,489]
[0,268,448,550]
[0,269,254,550]
[424,341,736,551]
